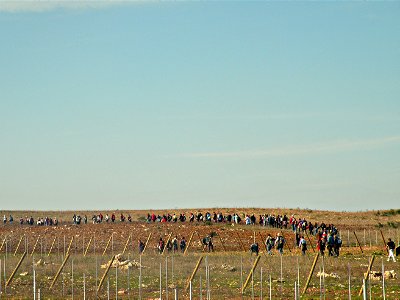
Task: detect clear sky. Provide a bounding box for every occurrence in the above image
[0,1,399,211]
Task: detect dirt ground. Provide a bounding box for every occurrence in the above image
[0,208,399,299]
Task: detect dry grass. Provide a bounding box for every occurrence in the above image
[0,208,399,299]
[1,249,399,299]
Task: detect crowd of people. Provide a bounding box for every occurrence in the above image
[3,214,58,226]
[38,210,331,237]
[2,211,399,261]
[72,213,133,224]
[144,211,338,237]
[137,236,188,254]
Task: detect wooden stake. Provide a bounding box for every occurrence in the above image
[141,232,152,255]
[84,236,93,257]
[162,232,173,255]
[195,231,206,252]
[217,232,226,252]
[379,230,388,254]
[122,235,131,255]
[31,236,40,256]
[14,235,24,256]
[358,255,375,296]
[48,236,57,256]
[305,231,315,253]
[97,255,115,292]
[281,231,291,252]
[50,252,71,289]
[66,236,74,255]
[0,236,6,252]
[258,232,268,252]
[236,232,246,252]
[185,256,204,291]
[102,234,113,256]
[6,251,26,286]
[242,255,261,293]
[302,253,319,295]
[183,231,195,255]
[353,232,363,253]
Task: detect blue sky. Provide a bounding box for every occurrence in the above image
[0,1,399,211]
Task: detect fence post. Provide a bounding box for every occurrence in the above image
[382,258,386,300]
[139,255,142,300]
[71,259,75,299]
[363,229,366,247]
[260,267,263,300]
[189,281,192,300]
[174,287,178,300]
[368,230,371,248]
[362,279,367,300]
[165,256,168,300]
[33,264,36,300]
[199,274,202,300]
[347,230,350,247]
[127,254,130,297]
[159,262,162,300]
[348,263,351,300]
[115,264,118,300]
[269,274,272,300]
[0,258,2,296]
[83,273,86,300]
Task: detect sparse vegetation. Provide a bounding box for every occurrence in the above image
[0,208,399,299]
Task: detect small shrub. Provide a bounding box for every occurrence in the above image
[387,221,399,228]
[381,209,400,216]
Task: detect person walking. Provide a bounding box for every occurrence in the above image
[299,235,307,255]
[180,237,186,252]
[172,236,178,253]
[265,234,275,255]
[138,239,145,254]
[275,233,285,255]
[387,238,397,262]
